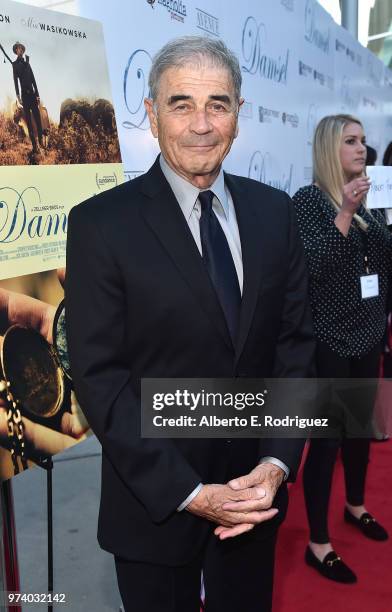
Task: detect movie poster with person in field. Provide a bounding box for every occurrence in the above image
[0,0,124,280]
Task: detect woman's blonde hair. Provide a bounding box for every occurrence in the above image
[312,114,368,230]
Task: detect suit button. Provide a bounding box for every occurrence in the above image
[226,439,232,444]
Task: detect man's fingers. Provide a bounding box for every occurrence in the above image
[228,468,264,490]
[223,507,279,526]
[227,474,253,491]
[214,523,254,540]
[221,496,272,512]
[229,485,266,501]
[215,508,280,539]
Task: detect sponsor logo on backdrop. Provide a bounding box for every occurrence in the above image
[299,60,312,78]
[125,171,145,181]
[241,17,289,85]
[0,187,66,245]
[21,16,87,38]
[346,47,355,62]
[158,0,187,23]
[248,151,293,193]
[312,69,334,90]
[282,112,299,128]
[385,72,392,89]
[0,13,11,23]
[304,0,330,54]
[367,55,382,87]
[335,38,355,62]
[258,106,280,123]
[362,97,377,110]
[196,8,219,37]
[239,101,253,119]
[340,76,360,111]
[123,49,152,131]
[281,0,294,11]
[96,173,118,190]
[313,69,325,86]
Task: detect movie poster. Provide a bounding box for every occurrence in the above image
[0,0,123,479]
[0,0,124,280]
[0,267,93,481]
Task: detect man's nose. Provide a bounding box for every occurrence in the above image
[189,110,212,133]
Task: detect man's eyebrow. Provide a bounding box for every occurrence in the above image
[167,95,192,105]
[208,95,231,104]
[166,94,232,105]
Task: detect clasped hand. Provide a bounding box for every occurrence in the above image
[186,463,284,540]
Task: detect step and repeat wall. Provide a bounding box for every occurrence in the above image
[0,0,390,480]
[73,0,392,194]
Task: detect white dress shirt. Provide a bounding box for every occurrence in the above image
[159,156,289,511]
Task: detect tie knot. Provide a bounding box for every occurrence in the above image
[198,190,214,213]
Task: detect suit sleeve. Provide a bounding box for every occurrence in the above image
[65,204,202,523]
[260,194,316,481]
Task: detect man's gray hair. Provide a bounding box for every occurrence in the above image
[148,36,242,103]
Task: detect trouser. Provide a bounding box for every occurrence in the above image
[303,341,381,544]
[115,527,278,612]
[22,92,43,151]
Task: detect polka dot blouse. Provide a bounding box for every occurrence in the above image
[292,184,392,358]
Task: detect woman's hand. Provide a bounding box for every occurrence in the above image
[341,177,371,216]
[335,177,371,237]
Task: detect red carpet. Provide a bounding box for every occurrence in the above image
[274,440,392,612]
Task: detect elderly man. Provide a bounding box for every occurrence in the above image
[65,36,314,612]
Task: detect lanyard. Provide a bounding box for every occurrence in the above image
[355,222,370,274]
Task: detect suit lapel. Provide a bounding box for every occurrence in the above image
[224,174,263,364]
[140,159,233,352]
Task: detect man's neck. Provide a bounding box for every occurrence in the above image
[160,155,221,190]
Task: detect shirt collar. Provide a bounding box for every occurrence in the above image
[159,154,229,221]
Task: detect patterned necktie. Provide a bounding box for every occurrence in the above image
[198,190,241,344]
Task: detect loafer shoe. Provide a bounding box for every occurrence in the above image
[305,546,357,583]
[344,508,388,541]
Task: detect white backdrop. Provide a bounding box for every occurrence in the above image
[68,0,392,195]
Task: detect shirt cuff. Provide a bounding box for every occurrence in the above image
[177,483,203,512]
[259,457,289,481]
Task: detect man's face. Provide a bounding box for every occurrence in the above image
[145,63,243,188]
[15,46,24,58]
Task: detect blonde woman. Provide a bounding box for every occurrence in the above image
[293,114,390,584]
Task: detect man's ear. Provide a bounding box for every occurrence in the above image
[234,97,245,138]
[144,98,158,138]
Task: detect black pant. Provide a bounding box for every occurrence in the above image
[303,341,380,544]
[22,92,42,151]
[115,528,277,612]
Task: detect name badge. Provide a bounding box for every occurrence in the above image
[360,274,379,299]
